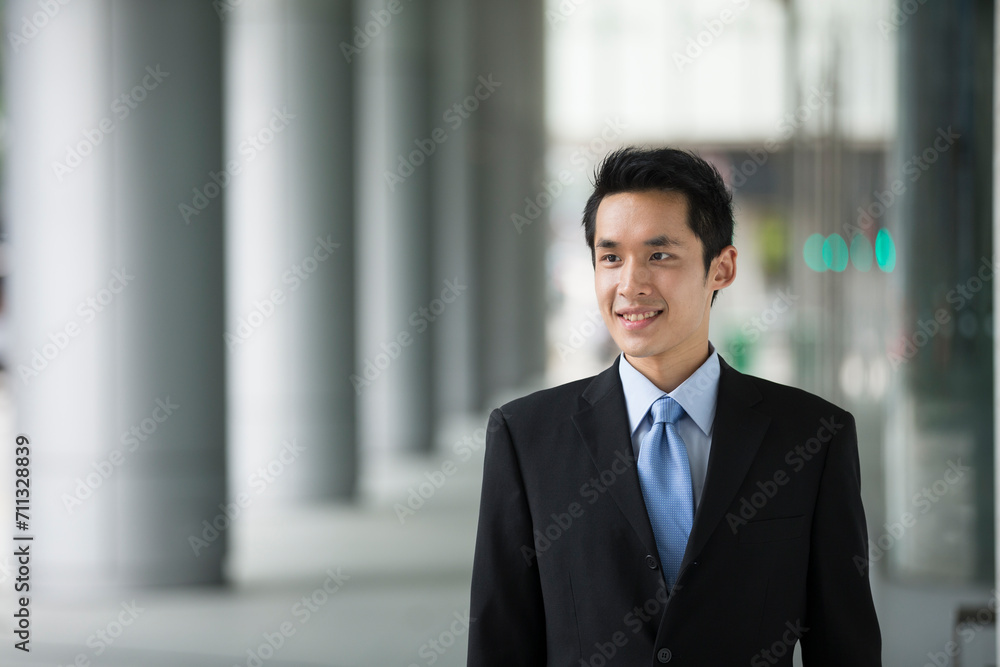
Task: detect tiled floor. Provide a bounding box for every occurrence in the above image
[0,431,487,667]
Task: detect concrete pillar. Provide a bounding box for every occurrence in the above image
[224,0,357,505]
[5,0,226,587]
[469,0,547,409]
[994,1,1000,658]
[356,0,435,453]
[889,0,994,581]
[429,0,477,421]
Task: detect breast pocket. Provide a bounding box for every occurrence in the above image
[738,514,806,544]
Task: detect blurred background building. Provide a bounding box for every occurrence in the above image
[0,0,994,665]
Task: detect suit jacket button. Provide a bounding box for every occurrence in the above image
[657,648,672,663]
[645,555,658,569]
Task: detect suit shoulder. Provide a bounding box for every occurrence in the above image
[493,373,595,426]
[739,370,854,421]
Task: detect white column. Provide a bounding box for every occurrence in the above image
[5,0,226,588]
[357,0,435,453]
[225,0,357,503]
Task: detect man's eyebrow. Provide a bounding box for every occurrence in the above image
[595,235,684,249]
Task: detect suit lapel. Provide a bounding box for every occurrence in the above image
[677,354,770,579]
[571,352,771,583]
[572,354,660,559]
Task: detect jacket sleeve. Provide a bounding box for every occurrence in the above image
[467,408,547,666]
[800,410,882,665]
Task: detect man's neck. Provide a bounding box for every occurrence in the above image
[623,339,711,394]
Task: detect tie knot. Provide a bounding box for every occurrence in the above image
[651,395,684,425]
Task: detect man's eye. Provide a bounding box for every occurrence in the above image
[652,252,672,260]
[601,254,619,262]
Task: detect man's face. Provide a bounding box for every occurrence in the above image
[593,189,729,361]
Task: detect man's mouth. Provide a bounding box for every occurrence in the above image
[618,310,662,322]
[616,309,663,329]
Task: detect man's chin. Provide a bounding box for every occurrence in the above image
[618,343,660,360]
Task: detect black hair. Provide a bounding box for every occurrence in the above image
[582,146,734,306]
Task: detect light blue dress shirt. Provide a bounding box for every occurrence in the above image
[618,339,721,513]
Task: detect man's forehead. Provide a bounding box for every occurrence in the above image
[594,190,692,238]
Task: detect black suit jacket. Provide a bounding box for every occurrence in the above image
[467,353,881,666]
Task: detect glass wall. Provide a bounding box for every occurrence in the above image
[544,0,995,664]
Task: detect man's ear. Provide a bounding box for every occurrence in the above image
[710,245,737,291]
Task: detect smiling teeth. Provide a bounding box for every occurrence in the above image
[621,311,660,322]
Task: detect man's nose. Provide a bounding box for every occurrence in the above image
[619,259,651,296]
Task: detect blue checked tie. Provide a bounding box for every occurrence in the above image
[637,395,693,591]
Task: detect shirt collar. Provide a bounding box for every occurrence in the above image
[618,339,721,438]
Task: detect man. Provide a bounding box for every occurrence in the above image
[467,147,881,666]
